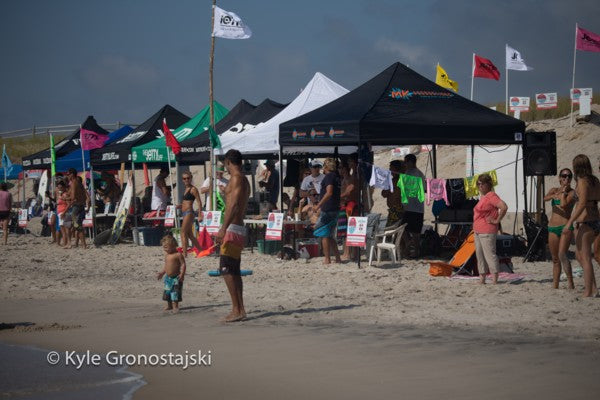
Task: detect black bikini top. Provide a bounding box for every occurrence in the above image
[183,190,195,201]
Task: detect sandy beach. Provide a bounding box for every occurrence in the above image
[1,235,600,399]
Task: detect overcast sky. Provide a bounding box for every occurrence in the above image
[1,0,599,132]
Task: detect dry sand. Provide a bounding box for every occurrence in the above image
[1,234,600,398]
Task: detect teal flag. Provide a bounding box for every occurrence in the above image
[1,144,11,169]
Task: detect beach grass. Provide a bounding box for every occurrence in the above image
[0,135,66,163]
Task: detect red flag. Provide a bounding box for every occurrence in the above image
[576,25,600,52]
[80,128,108,150]
[162,118,181,155]
[473,54,501,81]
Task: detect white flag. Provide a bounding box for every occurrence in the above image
[506,45,533,71]
[212,6,252,39]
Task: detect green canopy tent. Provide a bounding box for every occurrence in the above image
[131,101,228,164]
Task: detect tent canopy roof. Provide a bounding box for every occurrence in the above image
[280,62,525,147]
[219,72,349,156]
[130,102,228,164]
[90,104,189,168]
[22,116,108,169]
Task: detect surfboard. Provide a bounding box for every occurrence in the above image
[207,269,253,277]
[108,175,133,245]
[38,170,48,206]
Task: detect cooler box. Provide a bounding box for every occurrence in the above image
[297,239,321,258]
[138,227,164,246]
[256,239,282,255]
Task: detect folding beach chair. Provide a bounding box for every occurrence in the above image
[429,231,476,276]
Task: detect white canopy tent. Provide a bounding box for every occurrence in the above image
[217,72,351,156]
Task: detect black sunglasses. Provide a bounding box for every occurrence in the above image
[560,174,572,178]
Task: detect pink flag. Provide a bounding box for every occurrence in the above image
[576,26,600,52]
[80,128,108,150]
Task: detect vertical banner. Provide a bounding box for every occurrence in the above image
[345,216,368,247]
[201,211,222,234]
[509,97,530,112]
[164,205,176,227]
[18,209,28,228]
[570,88,593,104]
[265,212,284,240]
[535,92,558,109]
[82,208,94,228]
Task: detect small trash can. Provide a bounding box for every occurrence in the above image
[138,227,164,246]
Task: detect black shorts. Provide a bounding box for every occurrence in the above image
[0,211,9,221]
[402,211,424,234]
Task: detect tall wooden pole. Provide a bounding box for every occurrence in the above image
[209,0,217,210]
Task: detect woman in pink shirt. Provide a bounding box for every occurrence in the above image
[473,173,508,284]
[0,182,13,245]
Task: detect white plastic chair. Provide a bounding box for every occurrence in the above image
[369,223,408,266]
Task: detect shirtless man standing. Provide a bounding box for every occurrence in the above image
[216,149,250,322]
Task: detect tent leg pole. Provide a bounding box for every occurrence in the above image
[90,165,97,239]
[357,143,362,269]
[132,161,138,234]
[433,144,438,234]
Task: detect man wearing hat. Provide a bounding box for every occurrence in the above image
[259,160,279,211]
[200,164,229,211]
[300,160,325,205]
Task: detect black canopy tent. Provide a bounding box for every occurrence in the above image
[90,104,190,170]
[278,63,530,264]
[280,62,525,147]
[22,116,108,169]
[214,99,256,135]
[177,98,287,165]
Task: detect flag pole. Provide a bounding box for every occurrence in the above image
[166,144,179,229]
[79,125,87,186]
[570,23,578,127]
[209,0,217,211]
[2,145,6,182]
[470,53,475,101]
[470,53,475,175]
[505,45,509,115]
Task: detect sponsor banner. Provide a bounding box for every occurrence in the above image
[82,209,94,228]
[164,205,176,227]
[18,209,28,228]
[570,88,593,104]
[509,96,530,112]
[265,212,284,240]
[345,217,368,247]
[535,92,558,109]
[391,147,411,159]
[201,211,222,234]
[420,145,433,153]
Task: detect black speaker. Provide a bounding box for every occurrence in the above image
[523,131,557,176]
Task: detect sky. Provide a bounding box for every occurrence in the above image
[1,0,599,132]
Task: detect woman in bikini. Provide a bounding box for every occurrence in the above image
[564,154,600,297]
[179,171,203,257]
[544,168,576,289]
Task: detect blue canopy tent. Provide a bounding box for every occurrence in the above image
[54,125,134,172]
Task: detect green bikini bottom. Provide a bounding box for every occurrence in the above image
[548,224,574,237]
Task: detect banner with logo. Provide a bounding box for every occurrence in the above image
[82,209,94,228]
[535,92,558,109]
[18,209,28,228]
[201,211,222,234]
[391,147,411,159]
[570,88,593,104]
[509,97,530,112]
[265,212,284,240]
[164,205,176,227]
[346,217,368,247]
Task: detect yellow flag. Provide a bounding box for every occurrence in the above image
[436,64,458,92]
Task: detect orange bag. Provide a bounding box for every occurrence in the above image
[429,262,454,277]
